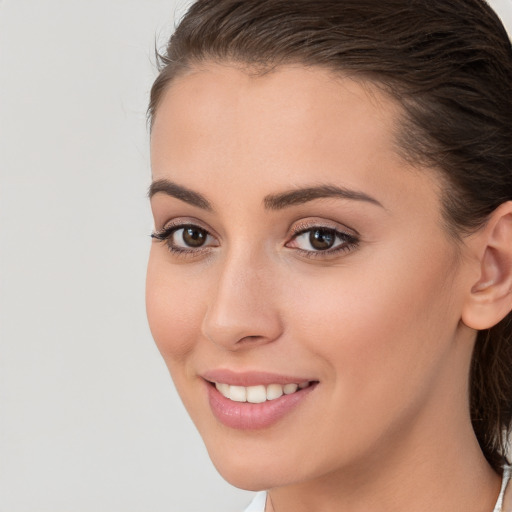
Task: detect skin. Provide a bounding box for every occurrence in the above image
[147,64,503,512]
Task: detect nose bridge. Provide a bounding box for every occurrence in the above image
[201,243,282,348]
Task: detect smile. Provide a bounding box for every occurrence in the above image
[213,381,312,403]
[203,372,318,430]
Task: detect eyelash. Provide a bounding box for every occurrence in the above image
[288,225,359,259]
[150,222,360,260]
[151,223,216,259]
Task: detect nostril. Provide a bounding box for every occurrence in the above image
[238,335,266,344]
[201,295,283,348]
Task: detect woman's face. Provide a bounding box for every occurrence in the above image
[147,65,475,490]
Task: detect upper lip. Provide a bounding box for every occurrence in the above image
[201,369,316,387]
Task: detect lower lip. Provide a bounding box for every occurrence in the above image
[206,382,317,430]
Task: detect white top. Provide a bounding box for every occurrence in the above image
[243,492,267,512]
[243,466,512,512]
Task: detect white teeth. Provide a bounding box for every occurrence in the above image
[266,383,283,400]
[246,385,267,404]
[229,385,247,402]
[215,382,230,396]
[214,381,310,402]
[283,383,298,395]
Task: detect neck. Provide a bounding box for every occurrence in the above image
[266,383,501,512]
[267,434,500,512]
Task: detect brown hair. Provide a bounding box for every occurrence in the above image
[149,0,512,471]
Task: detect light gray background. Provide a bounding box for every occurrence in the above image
[1,1,511,511]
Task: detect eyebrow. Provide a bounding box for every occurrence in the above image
[263,185,383,210]
[149,179,383,211]
[148,179,213,211]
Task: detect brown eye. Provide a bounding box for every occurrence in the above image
[309,228,336,250]
[181,226,208,247]
[151,223,219,255]
[286,224,359,257]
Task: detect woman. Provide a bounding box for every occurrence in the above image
[145,0,512,510]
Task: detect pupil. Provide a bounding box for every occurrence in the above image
[309,228,335,250]
[183,227,206,247]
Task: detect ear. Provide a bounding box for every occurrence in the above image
[462,201,512,330]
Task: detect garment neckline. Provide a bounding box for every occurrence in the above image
[496,466,512,512]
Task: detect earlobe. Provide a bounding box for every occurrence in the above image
[462,201,512,331]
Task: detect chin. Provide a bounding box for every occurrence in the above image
[203,435,312,491]
[218,469,272,492]
[213,460,287,491]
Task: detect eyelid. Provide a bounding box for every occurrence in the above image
[153,217,220,240]
[285,219,360,259]
[151,218,220,258]
[290,218,359,238]
[160,217,213,232]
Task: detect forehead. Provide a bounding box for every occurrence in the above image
[150,63,439,215]
[151,64,399,160]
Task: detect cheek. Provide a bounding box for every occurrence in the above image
[146,251,206,364]
[285,241,459,391]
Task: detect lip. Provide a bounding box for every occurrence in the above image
[202,368,314,387]
[202,370,318,430]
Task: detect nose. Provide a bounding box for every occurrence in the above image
[201,249,283,349]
